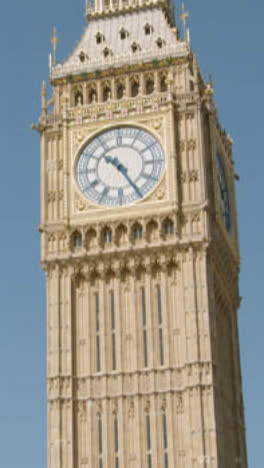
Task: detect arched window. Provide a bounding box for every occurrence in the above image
[72,231,82,248]
[163,219,174,235]
[131,79,139,97]
[144,23,153,35]
[120,28,128,40]
[146,78,154,95]
[86,228,97,249]
[147,220,159,241]
[133,224,143,241]
[160,75,168,92]
[103,85,111,102]
[79,51,86,63]
[74,91,83,106]
[131,42,140,53]
[88,88,97,104]
[96,32,104,44]
[103,47,112,58]
[103,229,112,244]
[117,83,125,99]
[156,38,164,49]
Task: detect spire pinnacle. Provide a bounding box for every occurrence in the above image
[50,27,60,65]
[180,3,189,41]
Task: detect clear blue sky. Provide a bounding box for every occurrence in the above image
[0,1,262,466]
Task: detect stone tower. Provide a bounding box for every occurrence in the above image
[36,0,248,466]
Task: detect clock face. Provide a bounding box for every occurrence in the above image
[75,127,165,207]
[216,151,231,232]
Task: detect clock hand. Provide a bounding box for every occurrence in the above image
[104,155,127,172]
[122,172,143,198]
[104,155,142,198]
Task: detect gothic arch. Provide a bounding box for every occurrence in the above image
[130,76,140,97]
[71,230,82,250]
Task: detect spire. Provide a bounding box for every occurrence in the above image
[180,3,189,41]
[50,27,60,65]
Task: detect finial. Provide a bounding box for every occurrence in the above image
[50,27,60,66]
[180,3,189,41]
[41,80,46,96]
[208,73,214,88]
[227,134,234,146]
[172,2,177,26]
[204,73,214,98]
[41,81,47,117]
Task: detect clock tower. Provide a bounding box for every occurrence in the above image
[36,0,248,466]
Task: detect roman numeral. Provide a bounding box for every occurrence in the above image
[140,141,157,154]
[99,137,108,150]
[118,188,123,204]
[100,186,109,201]
[131,130,141,147]
[116,136,122,146]
[141,172,158,181]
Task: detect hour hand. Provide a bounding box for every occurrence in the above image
[104,155,119,167]
[104,155,127,174]
[104,155,114,165]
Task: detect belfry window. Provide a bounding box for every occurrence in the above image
[117,83,125,99]
[88,88,97,103]
[160,76,168,92]
[131,80,139,97]
[74,91,83,107]
[146,78,154,95]
[103,85,111,102]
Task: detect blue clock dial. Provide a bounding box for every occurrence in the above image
[75,127,165,207]
[216,151,231,232]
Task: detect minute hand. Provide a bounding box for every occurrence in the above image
[119,166,142,198]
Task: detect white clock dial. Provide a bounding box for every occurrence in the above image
[75,127,165,207]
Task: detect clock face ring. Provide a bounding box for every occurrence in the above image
[75,126,165,207]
